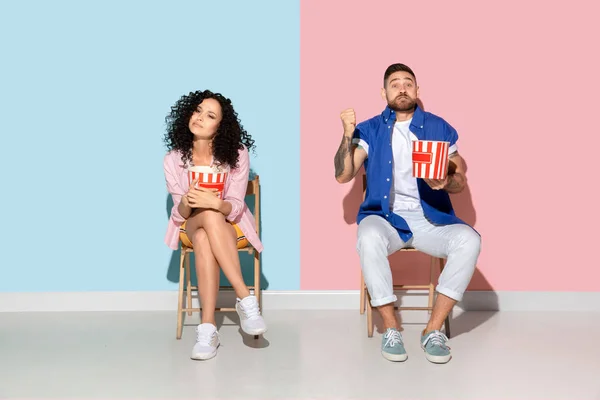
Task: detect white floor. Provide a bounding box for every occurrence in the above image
[1,310,599,399]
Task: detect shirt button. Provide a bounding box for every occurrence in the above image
[387,178,390,181]
[386,214,389,218]
[420,125,423,128]
[384,196,387,199]
[388,126,391,128]
[389,161,392,164]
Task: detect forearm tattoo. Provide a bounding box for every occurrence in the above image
[334,136,353,177]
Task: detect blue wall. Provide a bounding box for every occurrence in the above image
[0,0,300,291]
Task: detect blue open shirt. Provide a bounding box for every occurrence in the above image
[352,105,473,242]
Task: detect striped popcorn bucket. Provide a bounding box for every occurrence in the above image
[187,166,229,199]
[412,140,450,180]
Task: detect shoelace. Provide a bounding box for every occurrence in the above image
[423,331,450,349]
[384,330,403,348]
[196,329,217,346]
[240,300,260,319]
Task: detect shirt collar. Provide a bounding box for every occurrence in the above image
[381,104,425,131]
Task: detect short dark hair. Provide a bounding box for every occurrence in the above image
[384,63,417,86]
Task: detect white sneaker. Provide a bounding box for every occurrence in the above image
[235,295,267,335]
[191,323,220,360]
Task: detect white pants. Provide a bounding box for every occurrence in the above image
[356,211,481,306]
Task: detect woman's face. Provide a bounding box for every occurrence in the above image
[188,98,223,140]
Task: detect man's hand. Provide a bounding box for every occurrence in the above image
[335,108,368,183]
[424,178,448,190]
[335,108,356,181]
[340,108,356,134]
[424,153,467,193]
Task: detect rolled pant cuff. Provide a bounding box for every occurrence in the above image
[370,294,398,307]
[436,285,463,302]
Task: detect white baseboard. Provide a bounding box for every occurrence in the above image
[1,290,599,312]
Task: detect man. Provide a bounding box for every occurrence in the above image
[334,63,481,364]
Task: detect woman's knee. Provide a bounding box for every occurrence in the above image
[197,209,227,229]
[190,228,209,248]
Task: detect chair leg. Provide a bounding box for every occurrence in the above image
[366,293,374,338]
[254,250,261,306]
[176,250,186,340]
[186,253,192,316]
[360,272,366,315]
[428,257,436,313]
[254,249,261,340]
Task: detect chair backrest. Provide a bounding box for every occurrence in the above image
[245,175,260,233]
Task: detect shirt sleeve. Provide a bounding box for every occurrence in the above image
[223,147,250,223]
[444,121,459,155]
[351,123,370,155]
[163,153,186,225]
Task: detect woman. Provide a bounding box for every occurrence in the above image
[163,89,266,360]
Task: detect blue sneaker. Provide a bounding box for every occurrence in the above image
[381,328,408,362]
[421,330,451,363]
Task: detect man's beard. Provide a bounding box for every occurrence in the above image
[388,95,417,112]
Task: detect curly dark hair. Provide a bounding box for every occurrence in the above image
[163,90,255,168]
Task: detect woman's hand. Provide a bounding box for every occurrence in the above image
[185,180,221,210]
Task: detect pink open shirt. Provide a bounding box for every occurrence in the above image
[163,146,263,253]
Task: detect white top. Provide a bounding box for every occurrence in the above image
[389,119,423,213]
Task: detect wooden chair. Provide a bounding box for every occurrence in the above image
[176,175,262,340]
[358,174,451,338]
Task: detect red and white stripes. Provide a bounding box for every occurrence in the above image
[411,140,450,180]
[187,166,228,198]
[188,170,228,186]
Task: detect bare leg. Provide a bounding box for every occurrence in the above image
[378,303,401,331]
[186,210,250,299]
[186,227,219,325]
[424,293,456,333]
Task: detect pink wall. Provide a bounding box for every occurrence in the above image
[300,0,600,291]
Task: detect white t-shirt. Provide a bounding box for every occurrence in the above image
[389,119,422,213]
